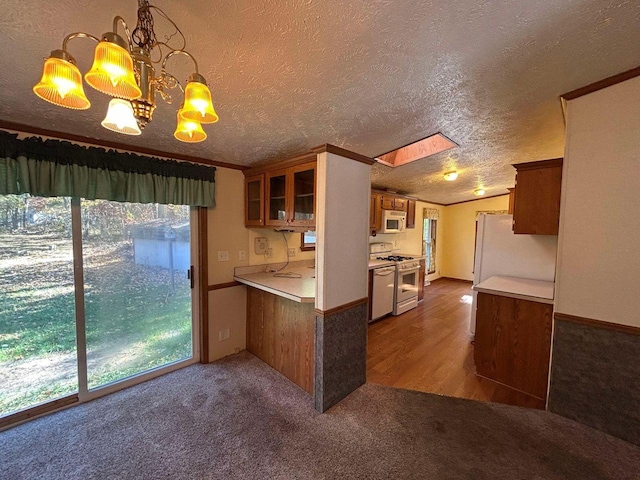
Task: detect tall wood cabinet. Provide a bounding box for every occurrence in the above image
[512,158,563,235]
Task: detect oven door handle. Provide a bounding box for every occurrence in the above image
[398,267,420,274]
[374,268,396,276]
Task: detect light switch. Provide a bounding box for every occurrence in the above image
[217,251,229,261]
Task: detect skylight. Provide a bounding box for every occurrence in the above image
[376,133,457,168]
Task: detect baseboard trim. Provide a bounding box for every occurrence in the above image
[554,312,640,336]
[0,394,78,430]
[208,281,242,291]
[475,374,546,409]
[433,277,473,284]
[315,297,368,317]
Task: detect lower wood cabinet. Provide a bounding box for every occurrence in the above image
[246,287,315,394]
[474,293,552,402]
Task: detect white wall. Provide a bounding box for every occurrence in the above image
[247,229,315,265]
[441,195,510,281]
[206,167,249,360]
[555,76,640,328]
[316,152,370,311]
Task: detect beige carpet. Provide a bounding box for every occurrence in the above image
[1,351,639,479]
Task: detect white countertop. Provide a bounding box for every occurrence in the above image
[234,266,316,303]
[473,276,555,304]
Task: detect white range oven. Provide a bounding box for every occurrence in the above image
[369,243,423,317]
[394,258,421,315]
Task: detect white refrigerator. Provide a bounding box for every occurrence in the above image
[470,214,558,334]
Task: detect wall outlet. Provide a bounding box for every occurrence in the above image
[238,250,246,261]
[394,240,399,248]
[288,247,296,257]
[254,237,268,255]
[217,250,229,262]
[266,247,273,259]
[219,328,230,341]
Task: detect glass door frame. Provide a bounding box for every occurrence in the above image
[75,200,201,403]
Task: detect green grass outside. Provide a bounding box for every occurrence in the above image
[0,235,192,415]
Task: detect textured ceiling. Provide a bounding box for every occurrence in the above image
[1,0,639,204]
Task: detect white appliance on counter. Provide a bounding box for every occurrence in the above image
[370,243,424,317]
[471,214,558,334]
[379,210,406,234]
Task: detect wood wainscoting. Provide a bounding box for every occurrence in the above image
[246,287,315,394]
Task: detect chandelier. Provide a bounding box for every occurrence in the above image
[33,0,218,143]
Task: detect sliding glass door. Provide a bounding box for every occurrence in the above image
[0,195,77,416]
[0,196,196,419]
[82,200,193,389]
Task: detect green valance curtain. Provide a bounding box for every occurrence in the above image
[0,131,216,207]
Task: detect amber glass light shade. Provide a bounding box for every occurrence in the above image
[85,41,142,100]
[33,56,90,110]
[174,109,207,143]
[181,80,218,124]
[101,99,142,135]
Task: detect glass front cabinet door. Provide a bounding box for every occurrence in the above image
[245,174,264,227]
[265,161,316,228]
[265,168,289,227]
[290,162,316,228]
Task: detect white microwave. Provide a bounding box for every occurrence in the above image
[380,210,406,234]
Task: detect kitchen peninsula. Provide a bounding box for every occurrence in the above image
[234,262,317,394]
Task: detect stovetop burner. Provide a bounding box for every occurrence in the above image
[376,255,414,262]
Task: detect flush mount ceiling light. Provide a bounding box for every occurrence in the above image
[443,171,459,181]
[33,1,218,143]
[474,188,486,196]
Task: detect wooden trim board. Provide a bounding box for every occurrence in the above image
[561,66,640,101]
[208,281,242,291]
[554,312,640,336]
[0,395,78,430]
[315,297,368,317]
[0,120,245,171]
[311,144,375,165]
[197,207,210,363]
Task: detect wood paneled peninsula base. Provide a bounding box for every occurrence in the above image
[235,261,367,412]
[246,287,315,393]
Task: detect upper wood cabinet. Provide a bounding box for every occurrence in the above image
[406,200,416,229]
[393,197,407,212]
[245,174,265,227]
[380,195,395,210]
[370,193,381,233]
[380,195,408,212]
[244,155,317,229]
[265,161,316,228]
[512,158,563,235]
[370,190,416,234]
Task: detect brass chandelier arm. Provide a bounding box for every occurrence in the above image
[112,16,133,50]
[161,49,200,75]
[61,32,101,52]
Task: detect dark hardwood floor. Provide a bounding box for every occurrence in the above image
[367,278,545,409]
